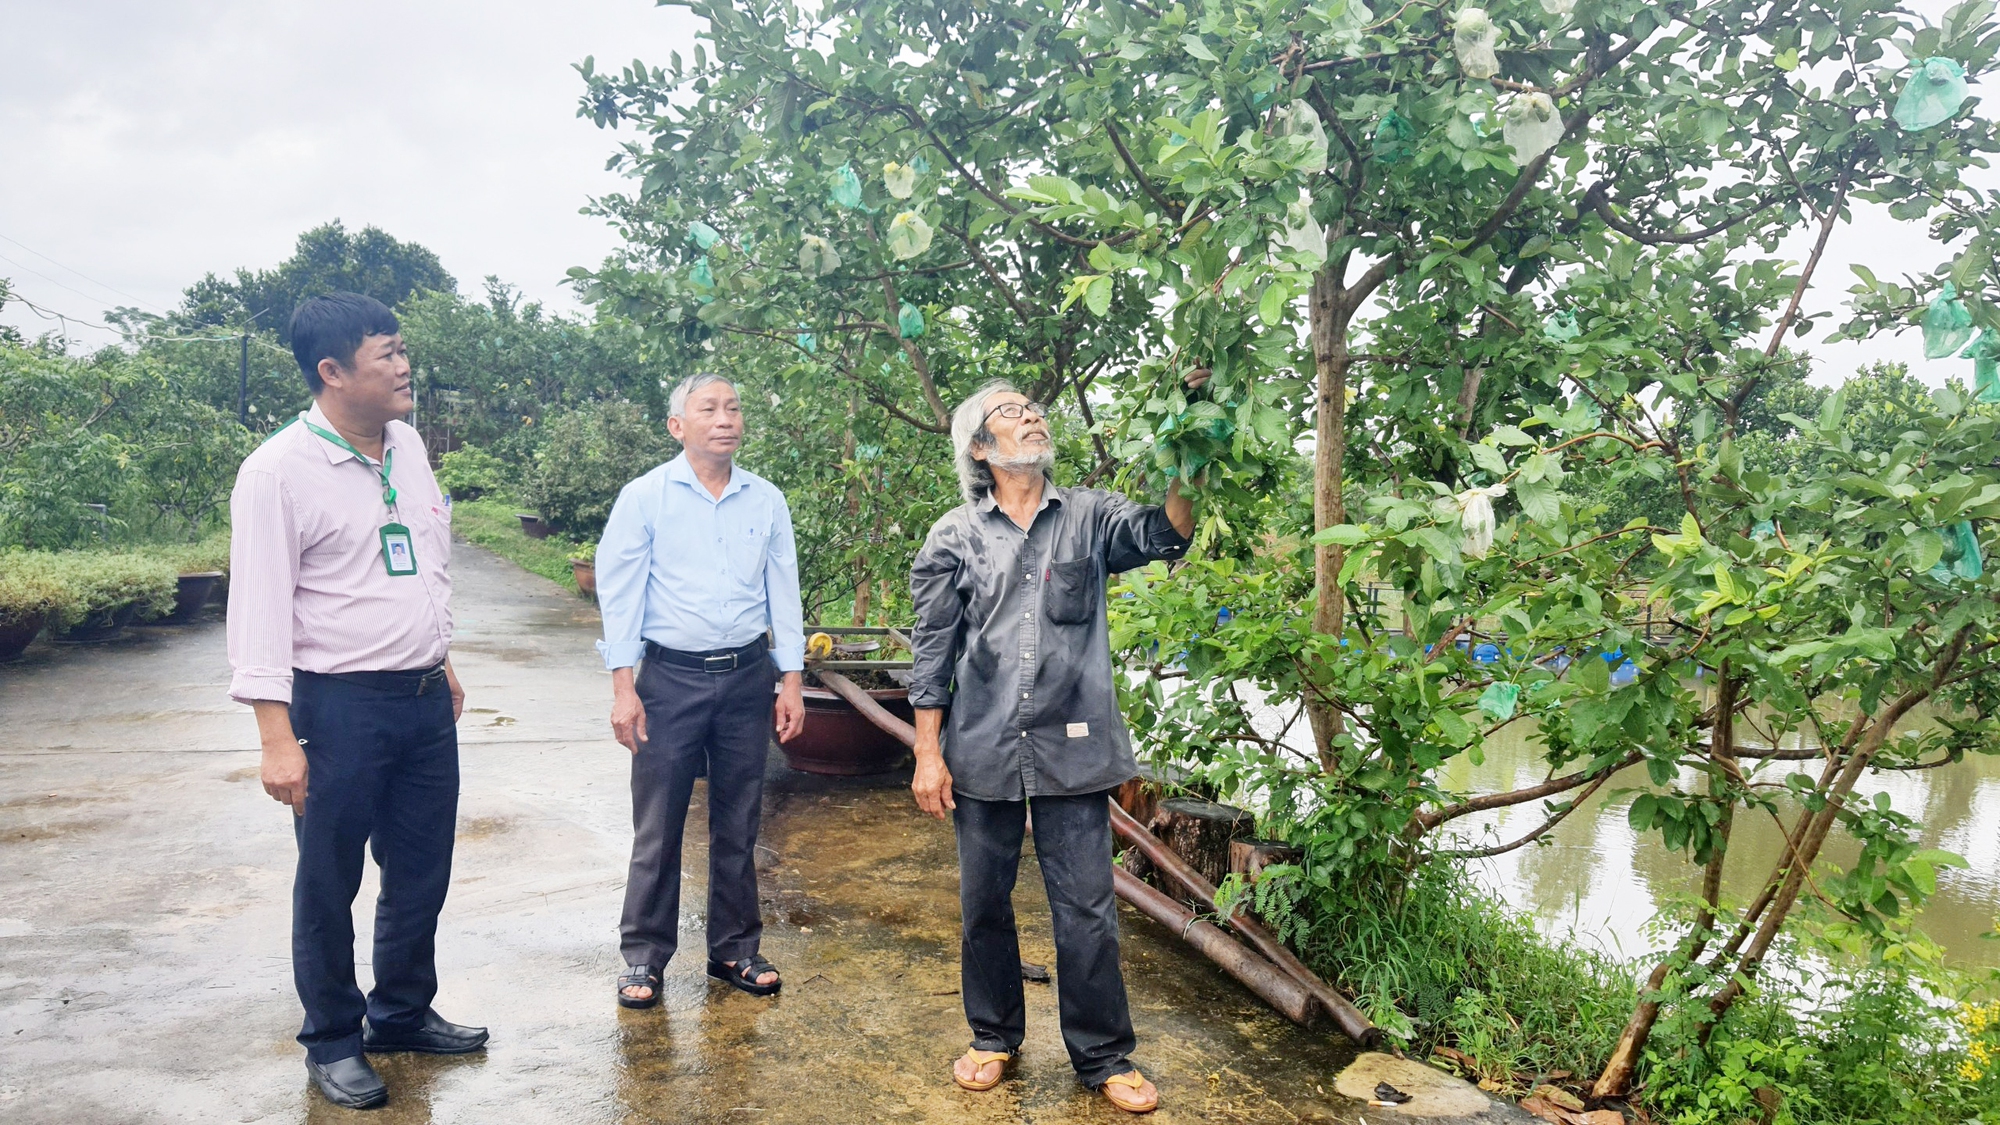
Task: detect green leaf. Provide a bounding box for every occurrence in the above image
[1084,274,1113,317]
[1516,478,1560,524]
[1313,524,1370,546]
[1181,34,1219,62]
[1467,442,1508,476]
[1258,283,1289,326]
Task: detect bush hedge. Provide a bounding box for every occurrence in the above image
[1,541,225,640]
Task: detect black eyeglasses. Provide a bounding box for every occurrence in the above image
[982,401,1047,424]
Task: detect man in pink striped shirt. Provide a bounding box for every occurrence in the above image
[228,292,484,1111]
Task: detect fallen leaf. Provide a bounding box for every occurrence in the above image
[1536,1080,1584,1104]
[1578,1112,1624,1125]
[1520,1096,1570,1124]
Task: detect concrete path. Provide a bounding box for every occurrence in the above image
[1,544,1508,1124]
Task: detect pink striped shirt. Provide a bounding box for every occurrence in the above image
[226,402,454,705]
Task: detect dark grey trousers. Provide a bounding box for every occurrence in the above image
[619,654,775,969]
[954,790,1137,1088]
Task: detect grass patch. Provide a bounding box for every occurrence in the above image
[451,496,587,595]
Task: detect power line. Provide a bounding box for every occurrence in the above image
[4,290,290,355]
[0,231,172,314]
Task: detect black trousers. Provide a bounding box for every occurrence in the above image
[620,653,776,968]
[954,790,1137,1088]
[288,668,459,1064]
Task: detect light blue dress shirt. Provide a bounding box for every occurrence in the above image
[594,453,806,672]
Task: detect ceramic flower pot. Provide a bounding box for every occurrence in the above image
[571,560,596,596]
[517,513,554,540]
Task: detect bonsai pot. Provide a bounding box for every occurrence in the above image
[54,602,139,645]
[779,684,915,776]
[148,571,223,625]
[0,612,45,662]
[571,559,596,595]
[517,513,554,539]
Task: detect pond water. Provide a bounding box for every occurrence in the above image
[1444,714,2000,972]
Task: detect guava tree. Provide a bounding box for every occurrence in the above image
[575,0,2000,1099]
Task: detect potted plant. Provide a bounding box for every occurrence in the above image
[139,536,231,624]
[45,552,177,644]
[516,512,554,539]
[0,561,61,662]
[570,540,597,596]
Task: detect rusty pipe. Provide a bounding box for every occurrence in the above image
[1110,866,1316,1025]
[1108,800,1381,1048]
[815,669,918,746]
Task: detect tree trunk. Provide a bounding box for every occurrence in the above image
[1593,668,1739,1100]
[1306,262,1350,772]
[1152,797,1255,889]
[1700,689,1926,1035]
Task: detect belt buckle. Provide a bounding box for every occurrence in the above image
[703,653,737,673]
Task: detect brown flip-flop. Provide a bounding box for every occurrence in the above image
[952,1048,1016,1092]
[1101,1070,1158,1113]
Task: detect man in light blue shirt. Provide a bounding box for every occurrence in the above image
[594,373,806,1008]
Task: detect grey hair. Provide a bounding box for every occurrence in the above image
[950,379,1040,505]
[668,372,735,419]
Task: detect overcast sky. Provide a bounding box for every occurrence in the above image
[0,0,698,347]
[0,1,1987,387]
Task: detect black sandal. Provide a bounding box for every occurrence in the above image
[617,965,662,1009]
[706,953,781,996]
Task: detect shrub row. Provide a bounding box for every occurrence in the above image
[0,535,230,638]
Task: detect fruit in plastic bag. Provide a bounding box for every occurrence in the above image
[1894,57,1969,131]
[887,211,934,260]
[1922,281,1974,358]
[798,235,841,277]
[1457,483,1508,558]
[1282,102,1330,173]
[1543,310,1580,340]
[1540,0,1574,15]
[1930,520,1983,583]
[897,300,925,339]
[1453,8,1500,80]
[882,162,916,199]
[1501,92,1564,160]
[827,162,863,209]
[1373,111,1416,163]
[1963,328,2000,402]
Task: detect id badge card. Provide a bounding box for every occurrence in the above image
[379,523,419,576]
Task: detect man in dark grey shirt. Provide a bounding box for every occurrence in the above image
[907,379,1193,1114]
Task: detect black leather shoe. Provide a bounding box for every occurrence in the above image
[306,1054,388,1109]
[362,1009,489,1055]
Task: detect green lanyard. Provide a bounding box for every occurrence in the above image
[300,413,419,576]
[302,413,398,514]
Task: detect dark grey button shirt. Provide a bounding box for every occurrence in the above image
[907,482,1190,801]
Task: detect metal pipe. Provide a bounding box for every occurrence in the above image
[1108,800,1381,1048]
[1110,866,1315,1025]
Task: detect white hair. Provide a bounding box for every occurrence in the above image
[669,372,735,419]
[950,379,1051,504]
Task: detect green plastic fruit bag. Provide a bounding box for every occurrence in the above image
[1930,520,1984,583]
[1543,310,1580,340]
[1962,328,2000,402]
[1923,281,1974,358]
[897,301,925,339]
[1372,111,1416,164]
[827,162,863,209]
[1478,681,1521,720]
[1894,57,1969,131]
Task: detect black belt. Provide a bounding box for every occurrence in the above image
[644,637,767,673]
[300,664,449,696]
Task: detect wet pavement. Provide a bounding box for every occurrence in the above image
[1,544,1512,1124]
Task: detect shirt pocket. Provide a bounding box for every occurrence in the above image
[725,514,769,580]
[1044,556,1099,624]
